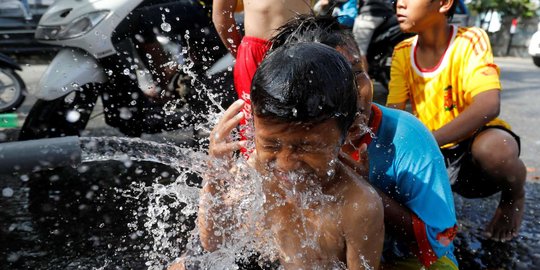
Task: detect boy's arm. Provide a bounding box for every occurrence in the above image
[343,180,384,269]
[432,89,500,146]
[197,179,228,251]
[199,99,248,251]
[387,43,410,109]
[212,0,243,57]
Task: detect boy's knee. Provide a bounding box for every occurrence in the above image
[471,129,520,171]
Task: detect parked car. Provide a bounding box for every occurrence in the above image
[528,22,540,67]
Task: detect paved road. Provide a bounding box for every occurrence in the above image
[497,57,540,181]
[4,56,540,180]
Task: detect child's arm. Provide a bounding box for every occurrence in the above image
[212,0,243,57]
[387,43,411,110]
[199,100,248,251]
[432,89,500,146]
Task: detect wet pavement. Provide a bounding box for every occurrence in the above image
[1,57,540,269]
[1,158,540,269]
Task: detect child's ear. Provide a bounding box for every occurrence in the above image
[439,0,454,15]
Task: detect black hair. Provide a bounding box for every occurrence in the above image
[446,0,459,19]
[251,42,358,141]
[269,14,357,56]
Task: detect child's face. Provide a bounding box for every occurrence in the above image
[335,44,373,140]
[395,0,446,33]
[253,116,342,190]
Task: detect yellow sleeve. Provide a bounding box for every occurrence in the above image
[387,41,411,104]
[462,27,501,98]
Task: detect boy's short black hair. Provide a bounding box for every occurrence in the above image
[251,42,358,141]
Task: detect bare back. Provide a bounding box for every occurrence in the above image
[242,0,312,40]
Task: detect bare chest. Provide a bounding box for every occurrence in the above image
[265,203,346,265]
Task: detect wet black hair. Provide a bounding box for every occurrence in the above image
[269,14,358,57]
[251,42,358,141]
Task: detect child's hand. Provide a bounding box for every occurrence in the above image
[339,143,369,179]
[209,99,248,160]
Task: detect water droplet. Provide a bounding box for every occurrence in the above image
[292,108,298,117]
[2,187,14,197]
[66,110,81,123]
[20,175,29,182]
[161,22,171,32]
[119,107,133,120]
[77,165,90,173]
[363,235,368,240]
[327,168,335,177]
[123,68,130,75]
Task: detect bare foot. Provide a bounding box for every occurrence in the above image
[484,195,525,242]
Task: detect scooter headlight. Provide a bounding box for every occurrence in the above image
[36,11,110,40]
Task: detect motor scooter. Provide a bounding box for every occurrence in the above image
[18,0,234,140]
[0,52,26,113]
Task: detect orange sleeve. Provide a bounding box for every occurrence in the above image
[387,41,412,104]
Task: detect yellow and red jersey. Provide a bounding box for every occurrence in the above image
[388,26,510,147]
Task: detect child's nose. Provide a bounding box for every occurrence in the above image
[275,148,300,171]
[395,0,405,9]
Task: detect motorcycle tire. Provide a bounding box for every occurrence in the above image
[0,68,26,113]
[19,87,98,140]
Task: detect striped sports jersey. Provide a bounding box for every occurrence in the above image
[388,26,510,147]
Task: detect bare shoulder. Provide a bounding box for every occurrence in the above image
[337,163,383,219]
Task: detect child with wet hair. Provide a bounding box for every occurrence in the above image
[269,14,459,269]
[195,42,384,269]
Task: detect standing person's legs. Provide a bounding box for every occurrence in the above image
[444,126,526,242]
[352,14,385,71]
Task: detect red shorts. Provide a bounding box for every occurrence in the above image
[233,36,271,103]
[233,36,270,149]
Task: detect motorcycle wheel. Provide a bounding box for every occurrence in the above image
[19,86,98,140]
[0,68,26,113]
